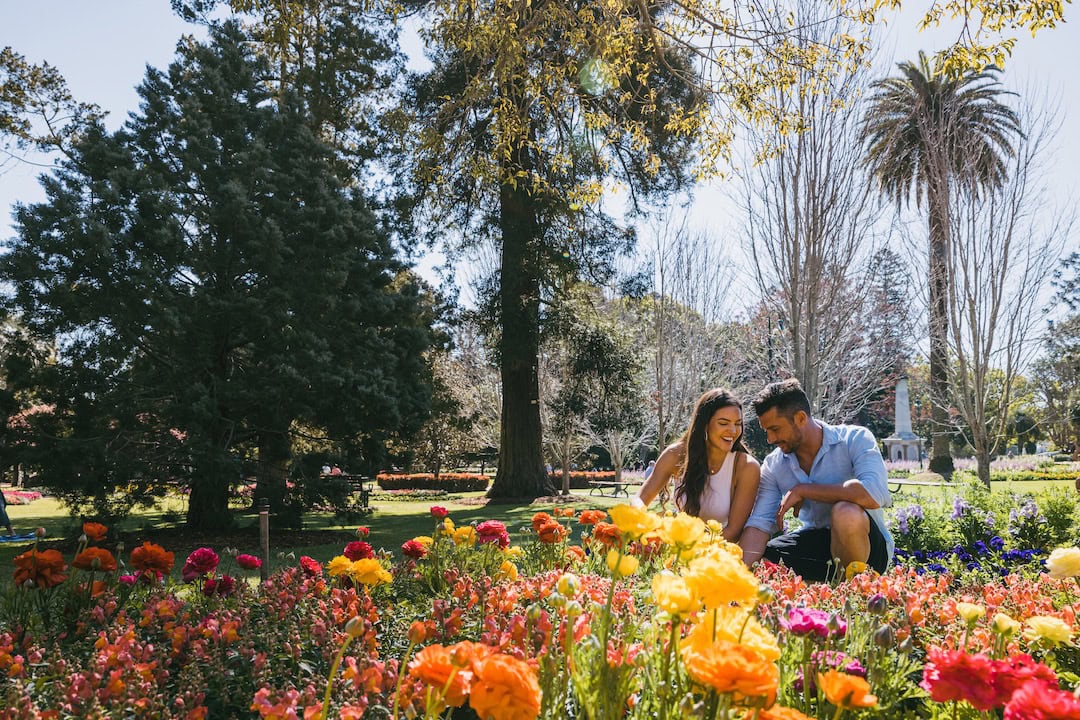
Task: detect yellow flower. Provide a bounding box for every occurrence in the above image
[992,612,1021,636]
[505,546,524,559]
[440,518,456,535]
[556,573,580,597]
[606,549,639,578]
[684,546,759,609]
[956,602,985,624]
[608,504,661,540]
[453,526,477,546]
[1024,616,1073,646]
[497,560,518,581]
[651,571,700,617]
[682,605,780,662]
[1046,547,1080,579]
[413,535,434,547]
[326,556,352,578]
[349,559,392,586]
[662,513,706,549]
[844,561,870,580]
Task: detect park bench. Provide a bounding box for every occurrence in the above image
[888,478,956,494]
[588,480,637,498]
[324,473,374,511]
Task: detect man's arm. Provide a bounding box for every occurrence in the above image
[740,457,782,564]
[849,426,891,508]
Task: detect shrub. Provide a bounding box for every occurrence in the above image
[547,471,613,490]
[376,473,489,492]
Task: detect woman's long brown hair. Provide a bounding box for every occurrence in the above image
[675,388,749,517]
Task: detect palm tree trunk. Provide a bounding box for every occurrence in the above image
[927,182,954,478]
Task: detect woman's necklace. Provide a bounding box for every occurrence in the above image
[707,452,727,475]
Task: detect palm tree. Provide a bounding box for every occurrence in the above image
[862,52,1020,478]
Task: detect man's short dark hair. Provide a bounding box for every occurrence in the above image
[752,379,812,419]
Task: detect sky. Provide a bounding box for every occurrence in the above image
[1,1,1079,290]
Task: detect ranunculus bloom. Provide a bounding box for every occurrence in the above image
[682,605,780,662]
[469,654,542,720]
[299,556,322,576]
[921,647,999,710]
[475,520,510,549]
[13,548,68,588]
[408,644,472,707]
[349,559,391,585]
[453,526,477,546]
[72,547,117,573]
[497,560,517,581]
[606,549,639,578]
[1046,547,1080,579]
[326,556,352,577]
[1004,678,1080,719]
[565,545,586,563]
[757,706,813,720]
[530,512,553,532]
[181,547,220,583]
[683,546,759,609]
[430,506,449,519]
[1024,616,1073,646]
[780,607,845,639]
[536,521,567,544]
[577,510,607,526]
[992,654,1057,706]
[355,526,370,537]
[661,513,706,548]
[82,522,109,543]
[607,504,660,540]
[119,574,137,585]
[343,541,374,561]
[956,602,986,623]
[652,571,699,617]
[236,554,262,570]
[818,670,877,709]
[402,540,428,559]
[590,522,622,547]
[681,639,779,705]
[130,542,175,576]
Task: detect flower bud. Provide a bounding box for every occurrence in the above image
[115,542,125,555]
[564,600,583,618]
[756,585,776,605]
[556,573,580,597]
[873,624,896,648]
[344,616,365,638]
[526,604,544,622]
[35,527,46,538]
[549,592,567,609]
[407,620,428,644]
[79,534,88,544]
[866,594,888,615]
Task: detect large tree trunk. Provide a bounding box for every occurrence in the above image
[186,429,235,530]
[974,444,992,489]
[488,164,555,499]
[254,428,291,514]
[927,182,954,478]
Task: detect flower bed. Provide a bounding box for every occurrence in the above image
[376,472,489,492]
[4,506,1080,719]
[1,490,42,505]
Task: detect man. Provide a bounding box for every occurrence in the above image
[739,379,892,581]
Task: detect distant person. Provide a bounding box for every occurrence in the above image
[330,465,343,476]
[632,388,761,544]
[740,379,893,581]
[0,487,13,536]
[643,460,656,480]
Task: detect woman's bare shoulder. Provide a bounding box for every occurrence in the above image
[738,452,761,469]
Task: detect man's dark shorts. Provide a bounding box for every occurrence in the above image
[762,511,888,582]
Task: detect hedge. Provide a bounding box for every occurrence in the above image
[547,471,616,490]
[376,473,489,492]
[955,468,1080,483]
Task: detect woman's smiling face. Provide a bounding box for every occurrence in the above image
[706,404,743,452]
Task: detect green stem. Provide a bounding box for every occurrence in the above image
[391,639,418,720]
[320,634,355,720]
[832,705,843,720]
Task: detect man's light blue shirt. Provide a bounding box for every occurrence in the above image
[745,422,894,563]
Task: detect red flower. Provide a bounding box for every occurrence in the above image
[202,574,236,597]
[992,654,1057,707]
[12,549,67,588]
[82,522,109,543]
[182,547,220,583]
[402,540,428,559]
[476,520,510,549]
[430,506,449,519]
[300,556,322,576]
[1004,679,1080,719]
[590,522,622,548]
[343,541,374,561]
[356,526,370,537]
[921,647,999,711]
[72,547,117,573]
[236,554,262,570]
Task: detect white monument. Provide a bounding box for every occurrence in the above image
[882,378,923,462]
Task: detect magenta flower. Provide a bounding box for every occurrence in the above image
[236,554,262,570]
[430,506,449,519]
[780,607,845,639]
[402,540,428,559]
[476,520,510,549]
[343,541,374,561]
[182,547,220,583]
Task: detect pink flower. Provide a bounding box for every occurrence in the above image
[236,554,262,570]
[1004,679,1080,719]
[299,556,322,576]
[430,506,449,519]
[182,547,220,583]
[343,541,374,561]
[202,574,236,597]
[992,654,1057,707]
[780,607,845,639]
[922,647,999,711]
[402,540,428,559]
[119,574,137,585]
[476,520,510,549]
[356,526,370,537]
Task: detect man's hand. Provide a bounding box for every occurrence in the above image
[775,486,804,531]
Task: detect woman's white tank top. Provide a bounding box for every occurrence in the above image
[676,450,735,525]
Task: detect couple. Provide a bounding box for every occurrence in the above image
[632,379,893,581]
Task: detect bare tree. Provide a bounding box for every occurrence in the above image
[945,95,1072,486]
[740,5,897,421]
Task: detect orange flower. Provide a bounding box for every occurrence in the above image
[578,510,607,525]
[817,670,877,709]
[536,521,568,544]
[408,644,472,707]
[531,512,554,532]
[751,706,813,720]
[681,639,778,705]
[590,522,622,547]
[130,542,175,576]
[12,548,67,588]
[469,654,541,720]
[82,522,109,543]
[72,547,117,573]
[565,545,586,563]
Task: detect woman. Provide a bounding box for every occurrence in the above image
[632,388,760,543]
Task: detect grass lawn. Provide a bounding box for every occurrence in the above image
[0,489,629,589]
